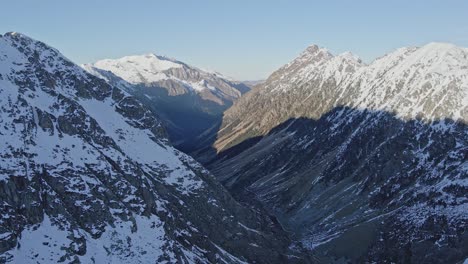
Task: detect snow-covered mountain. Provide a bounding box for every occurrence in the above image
[214,43,468,151]
[82,54,250,154]
[208,43,468,262]
[0,32,307,263]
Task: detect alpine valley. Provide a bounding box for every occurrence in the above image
[0,30,466,264]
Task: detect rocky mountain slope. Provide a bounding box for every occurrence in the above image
[0,32,307,263]
[82,54,250,154]
[209,43,468,262]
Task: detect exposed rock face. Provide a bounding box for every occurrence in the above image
[82,55,250,154]
[209,43,468,262]
[0,32,307,263]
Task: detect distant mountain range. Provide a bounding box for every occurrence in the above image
[82,54,251,154]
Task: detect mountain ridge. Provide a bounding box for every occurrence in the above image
[0,31,306,263]
[207,41,468,262]
[213,41,468,153]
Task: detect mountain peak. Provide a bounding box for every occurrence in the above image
[421,41,458,51]
[142,52,159,59]
[0,32,80,81]
[303,44,321,53]
[89,54,183,85]
[2,31,40,46]
[2,31,35,45]
[276,44,333,73]
[142,53,184,64]
[337,51,363,64]
[4,31,25,37]
[300,44,331,58]
[411,42,468,61]
[369,42,468,77]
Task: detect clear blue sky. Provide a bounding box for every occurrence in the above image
[1,0,467,80]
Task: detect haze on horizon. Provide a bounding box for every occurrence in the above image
[1,0,467,80]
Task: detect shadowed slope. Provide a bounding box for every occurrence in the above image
[209,106,467,263]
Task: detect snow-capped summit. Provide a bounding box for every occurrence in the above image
[420,41,461,53]
[337,51,362,63]
[367,42,467,75]
[301,44,330,57]
[281,44,334,71]
[85,53,183,85]
[351,42,468,122]
[264,44,364,94]
[83,53,244,96]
